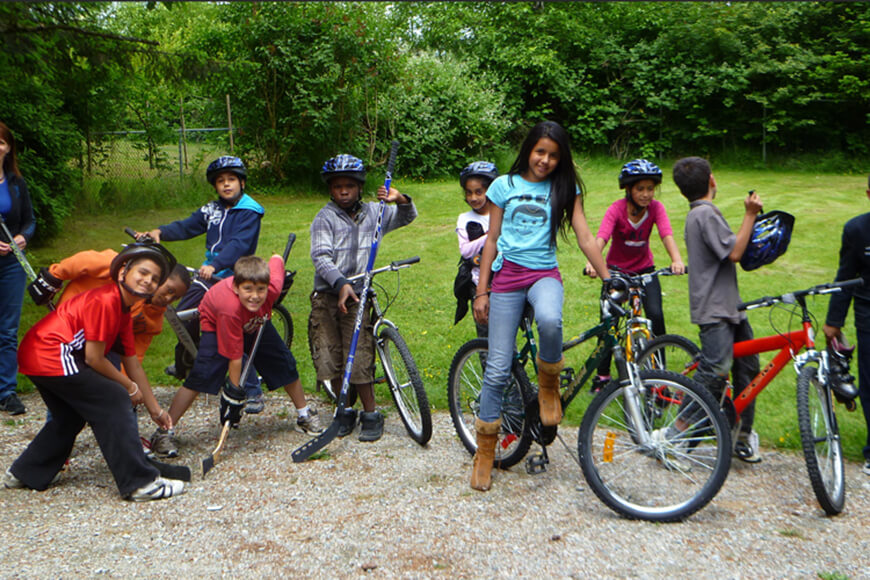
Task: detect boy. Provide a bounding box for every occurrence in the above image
[310,154,417,442]
[5,243,184,501]
[672,156,763,462]
[28,249,191,363]
[135,156,263,393]
[151,255,322,457]
[823,176,870,476]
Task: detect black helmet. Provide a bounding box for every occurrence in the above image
[206,156,247,185]
[459,161,499,189]
[740,210,796,271]
[321,154,366,185]
[110,242,177,288]
[618,159,663,190]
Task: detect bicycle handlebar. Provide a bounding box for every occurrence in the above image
[738,278,864,311]
[347,256,420,283]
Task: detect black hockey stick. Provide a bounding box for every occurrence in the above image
[202,321,266,476]
[147,456,192,482]
[292,141,399,463]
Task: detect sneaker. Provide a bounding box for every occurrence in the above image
[734,430,762,463]
[4,468,61,489]
[245,393,265,415]
[126,477,185,502]
[862,460,870,476]
[0,393,26,415]
[149,428,178,458]
[296,408,324,434]
[337,408,358,438]
[359,410,384,442]
[591,375,611,394]
[650,427,692,472]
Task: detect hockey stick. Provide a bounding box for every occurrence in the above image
[292,140,400,463]
[202,320,266,476]
[0,213,37,282]
[147,455,192,482]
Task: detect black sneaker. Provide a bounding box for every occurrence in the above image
[0,393,26,415]
[359,410,384,442]
[337,408,358,438]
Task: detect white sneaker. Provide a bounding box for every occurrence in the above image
[650,427,692,472]
[734,430,762,463]
[127,477,186,502]
[3,468,24,489]
[862,460,870,476]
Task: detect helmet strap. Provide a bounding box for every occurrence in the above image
[118,264,155,300]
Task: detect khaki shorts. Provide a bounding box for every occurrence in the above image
[308,291,375,384]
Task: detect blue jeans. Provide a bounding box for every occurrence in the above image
[0,254,26,401]
[478,277,563,423]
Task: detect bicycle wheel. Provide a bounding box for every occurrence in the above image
[578,369,732,522]
[447,338,533,469]
[271,303,294,350]
[796,361,845,515]
[636,334,700,375]
[377,326,432,445]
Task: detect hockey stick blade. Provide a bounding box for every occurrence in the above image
[147,456,192,482]
[291,418,342,463]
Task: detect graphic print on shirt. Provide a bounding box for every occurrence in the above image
[504,193,549,237]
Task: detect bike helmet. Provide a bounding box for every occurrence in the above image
[110,242,177,289]
[618,159,663,190]
[460,161,499,189]
[321,154,366,185]
[740,210,796,271]
[206,156,247,185]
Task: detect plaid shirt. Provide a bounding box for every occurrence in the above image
[310,199,417,293]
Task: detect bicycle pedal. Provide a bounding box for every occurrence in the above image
[374,376,386,385]
[525,452,549,475]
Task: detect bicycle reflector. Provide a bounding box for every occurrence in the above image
[740,210,796,271]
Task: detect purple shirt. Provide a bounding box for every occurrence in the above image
[597,198,673,273]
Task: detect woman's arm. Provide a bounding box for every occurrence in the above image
[472,205,502,325]
[572,197,609,279]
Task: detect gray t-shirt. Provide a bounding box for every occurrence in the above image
[684,200,746,325]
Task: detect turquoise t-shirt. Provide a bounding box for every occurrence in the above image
[487,174,564,271]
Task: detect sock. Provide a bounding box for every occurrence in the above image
[296,405,310,419]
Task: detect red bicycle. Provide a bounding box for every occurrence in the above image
[637,278,863,515]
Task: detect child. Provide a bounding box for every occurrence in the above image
[823,175,870,476]
[584,159,685,390]
[672,156,763,463]
[454,161,499,338]
[470,121,611,491]
[28,249,191,364]
[309,154,417,442]
[4,243,184,501]
[150,255,322,458]
[136,156,264,401]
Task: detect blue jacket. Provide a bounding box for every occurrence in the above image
[0,174,35,242]
[158,193,264,279]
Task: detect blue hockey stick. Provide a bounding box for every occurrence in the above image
[292,140,399,462]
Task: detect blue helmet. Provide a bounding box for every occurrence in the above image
[460,161,499,189]
[206,156,247,185]
[740,210,796,271]
[321,154,366,185]
[618,159,662,190]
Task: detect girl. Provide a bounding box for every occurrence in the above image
[0,122,35,416]
[584,159,685,390]
[471,121,610,491]
[4,243,185,501]
[453,161,499,338]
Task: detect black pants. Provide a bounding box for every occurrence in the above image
[10,369,158,497]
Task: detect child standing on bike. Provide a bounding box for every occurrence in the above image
[152,255,323,457]
[823,175,870,476]
[584,159,685,391]
[672,156,763,463]
[309,154,416,443]
[135,157,263,391]
[454,161,499,338]
[471,121,611,491]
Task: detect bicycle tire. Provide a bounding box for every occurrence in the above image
[578,369,732,522]
[271,303,294,350]
[636,334,701,375]
[377,326,432,445]
[796,361,845,515]
[446,338,533,469]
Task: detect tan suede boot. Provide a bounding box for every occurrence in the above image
[470,418,501,491]
[537,356,564,426]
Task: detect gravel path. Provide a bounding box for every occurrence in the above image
[1,387,869,578]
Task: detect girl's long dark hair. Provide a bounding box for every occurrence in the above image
[0,122,21,178]
[508,121,583,248]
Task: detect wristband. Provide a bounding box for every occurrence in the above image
[128,382,139,398]
[474,293,489,300]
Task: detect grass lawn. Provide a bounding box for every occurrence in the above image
[16,162,869,462]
